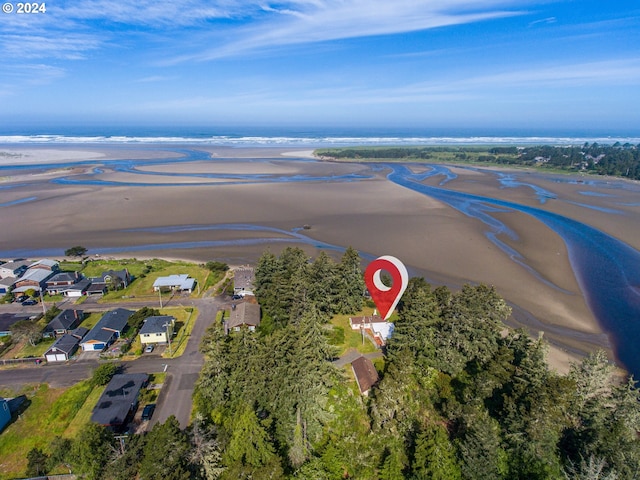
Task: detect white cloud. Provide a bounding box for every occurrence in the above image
[163,0,527,62]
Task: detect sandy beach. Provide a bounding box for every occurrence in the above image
[2,145,639,373]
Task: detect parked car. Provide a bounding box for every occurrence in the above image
[15,295,27,303]
[141,404,156,421]
[231,294,243,300]
[144,344,154,353]
[21,299,37,306]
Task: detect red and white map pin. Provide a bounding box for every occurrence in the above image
[364,255,409,320]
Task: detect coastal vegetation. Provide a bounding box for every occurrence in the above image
[316,142,640,179]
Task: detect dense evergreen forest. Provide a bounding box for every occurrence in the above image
[26,248,640,479]
[316,143,640,180]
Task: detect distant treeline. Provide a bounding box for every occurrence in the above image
[316,142,640,180]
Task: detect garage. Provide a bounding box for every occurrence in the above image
[44,334,81,362]
[46,353,67,362]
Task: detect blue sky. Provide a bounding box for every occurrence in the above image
[0,0,639,133]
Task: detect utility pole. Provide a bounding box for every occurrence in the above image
[164,321,172,356]
[39,288,46,315]
[158,287,163,309]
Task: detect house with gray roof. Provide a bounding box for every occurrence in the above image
[28,259,59,272]
[80,308,133,352]
[0,260,29,279]
[45,333,83,362]
[233,266,255,297]
[0,277,14,295]
[91,373,148,430]
[45,271,83,295]
[87,269,131,293]
[12,268,55,293]
[43,309,83,338]
[139,315,175,345]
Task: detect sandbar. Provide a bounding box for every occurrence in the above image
[2,145,638,373]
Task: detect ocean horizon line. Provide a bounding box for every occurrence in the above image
[1,133,640,147]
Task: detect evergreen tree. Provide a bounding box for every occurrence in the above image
[69,423,115,480]
[336,246,365,314]
[411,424,462,480]
[139,416,191,480]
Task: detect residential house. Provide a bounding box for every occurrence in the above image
[0,260,29,278]
[11,268,55,293]
[351,356,379,396]
[80,308,133,352]
[43,309,83,338]
[139,315,175,345]
[0,277,14,295]
[45,271,83,295]
[226,302,260,333]
[28,259,60,272]
[153,274,195,293]
[61,278,92,297]
[44,333,83,362]
[0,398,10,432]
[87,269,131,293]
[233,266,255,297]
[91,373,148,431]
[0,313,31,337]
[349,314,395,347]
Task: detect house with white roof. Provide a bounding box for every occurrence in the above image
[152,274,196,293]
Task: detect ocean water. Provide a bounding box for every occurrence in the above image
[1,125,639,146]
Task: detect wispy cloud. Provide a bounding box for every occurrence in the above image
[0,34,101,60]
[528,16,556,27]
[1,63,67,85]
[164,0,527,62]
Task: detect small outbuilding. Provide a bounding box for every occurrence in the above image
[351,356,379,396]
[45,333,82,362]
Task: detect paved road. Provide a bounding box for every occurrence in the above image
[0,295,223,429]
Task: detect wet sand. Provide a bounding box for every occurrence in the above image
[2,146,639,373]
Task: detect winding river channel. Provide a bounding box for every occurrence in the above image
[2,148,640,376]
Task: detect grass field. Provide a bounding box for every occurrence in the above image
[330,309,380,356]
[0,380,103,479]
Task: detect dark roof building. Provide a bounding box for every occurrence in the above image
[45,334,81,362]
[0,313,31,337]
[44,309,83,337]
[91,373,148,430]
[351,356,379,396]
[81,308,133,351]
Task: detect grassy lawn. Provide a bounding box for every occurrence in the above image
[63,385,105,438]
[16,337,55,358]
[163,307,197,358]
[78,311,103,329]
[0,380,105,478]
[79,259,210,302]
[330,308,380,356]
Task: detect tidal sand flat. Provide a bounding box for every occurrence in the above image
[1,145,639,374]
